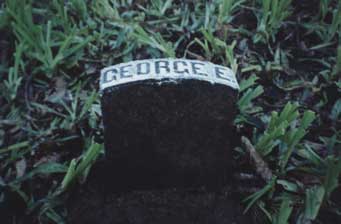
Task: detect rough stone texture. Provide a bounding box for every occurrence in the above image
[67,184,252,224]
[101,79,238,190]
[66,78,246,223]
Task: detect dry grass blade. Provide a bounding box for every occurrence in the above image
[242,136,273,182]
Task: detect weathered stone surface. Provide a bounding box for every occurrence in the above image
[67,59,244,223]
[100,59,239,189]
[67,184,251,224]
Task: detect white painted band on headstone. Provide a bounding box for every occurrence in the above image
[100,59,239,91]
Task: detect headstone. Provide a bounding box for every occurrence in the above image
[100,59,239,190]
[68,187,251,224]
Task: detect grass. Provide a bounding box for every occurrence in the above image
[253,0,293,43]
[0,0,340,223]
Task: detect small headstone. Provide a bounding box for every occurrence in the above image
[100,59,239,190]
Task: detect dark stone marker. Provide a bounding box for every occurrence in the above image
[68,187,251,224]
[66,59,247,224]
[100,59,239,190]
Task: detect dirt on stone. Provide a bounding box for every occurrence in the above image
[67,174,252,224]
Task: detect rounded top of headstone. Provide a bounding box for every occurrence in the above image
[100,58,239,92]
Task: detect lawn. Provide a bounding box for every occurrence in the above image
[0,0,340,223]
